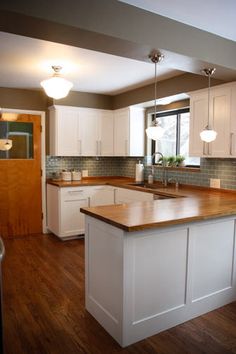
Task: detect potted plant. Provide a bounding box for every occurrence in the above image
[158,156,168,167]
[167,155,176,167]
[175,155,185,167]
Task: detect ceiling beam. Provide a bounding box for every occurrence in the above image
[1,0,236,80]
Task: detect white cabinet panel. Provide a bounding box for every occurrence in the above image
[99,110,114,156]
[49,106,80,156]
[210,86,231,157]
[78,108,99,156]
[191,219,234,301]
[114,107,145,157]
[49,105,114,157]
[115,187,153,204]
[89,186,115,206]
[47,185,89,239]
[189,92,207,157]
[189,82,236,158]
[114,108,129,156]
[133,228,188,321]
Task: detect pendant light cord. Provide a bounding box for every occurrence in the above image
[207,71,210,128]
[154,60,157,123]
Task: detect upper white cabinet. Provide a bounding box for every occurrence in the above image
[114,107,145,157]
[49,106,114,156]
[49,105,145,157]
[49,106,80,156]
[189,82,236,158]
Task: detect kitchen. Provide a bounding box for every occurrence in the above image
[0,0,236,353]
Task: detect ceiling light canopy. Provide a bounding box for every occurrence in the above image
[146,51,165,140]
[40,66,73,99]
[200,68,217,143]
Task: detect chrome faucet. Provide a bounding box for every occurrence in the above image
[151,151,168,186]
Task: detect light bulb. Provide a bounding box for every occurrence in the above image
[41,66,73,99]
[200,128,217,143]
[146,125,164,140]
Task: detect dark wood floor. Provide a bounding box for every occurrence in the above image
[2,234,236,354]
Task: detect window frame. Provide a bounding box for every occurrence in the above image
[151,107,200,167]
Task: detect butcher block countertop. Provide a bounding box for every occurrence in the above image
[47,177,236,232]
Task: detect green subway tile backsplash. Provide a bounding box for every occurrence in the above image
[46,156,236,190]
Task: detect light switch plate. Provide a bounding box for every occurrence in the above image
[210,178,221,188]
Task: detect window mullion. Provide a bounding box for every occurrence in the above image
[176,114,180,155]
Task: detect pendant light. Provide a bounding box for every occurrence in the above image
[146,52,164,140]
[41,66,73,99]
[200,68,217,143]
[0,139,12,151]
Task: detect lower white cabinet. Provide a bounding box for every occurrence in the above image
[89,186,115,206]
[47,184,90,240]
[47,184,154,240]
[114,187,154,204]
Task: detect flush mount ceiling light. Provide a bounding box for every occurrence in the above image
[40,66,73,99]
[0,139,12,151]
[200,68,217,143]
[146,51,165,140]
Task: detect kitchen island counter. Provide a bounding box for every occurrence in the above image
[81,185,236,231]
[81,185,236,347]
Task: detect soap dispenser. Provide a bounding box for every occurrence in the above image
[148,166,154,184]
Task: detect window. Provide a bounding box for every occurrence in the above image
[151,108,200,166]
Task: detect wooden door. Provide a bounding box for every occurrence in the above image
[0,114,42,238]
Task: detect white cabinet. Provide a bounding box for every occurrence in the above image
[47,184,89,240]
[189,82,236,157]
[49,106,80,156]
[114,107,145,156]
[47,184,155,239]
[114,187,153,204]
[89,186,115,206]
[49,106,114,156]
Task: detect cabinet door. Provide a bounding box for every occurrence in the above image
[189,92,208,157]
[98,110,114,156]
[115,188,153,204]
[60,188,89,237]
[89,186,115,206]
[129,107,145,156]
[114,109,129,156]
[209,86,231,157]
[78,108,99,156]
[50,106,80,156]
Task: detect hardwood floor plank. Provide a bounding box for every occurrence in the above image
[2,234,236,354]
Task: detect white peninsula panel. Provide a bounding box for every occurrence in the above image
[84,215,236,347]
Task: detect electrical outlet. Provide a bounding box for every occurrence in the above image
[210,178,221,188]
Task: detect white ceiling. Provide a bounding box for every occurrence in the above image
[120,0,236,42]
[0,32,182,96]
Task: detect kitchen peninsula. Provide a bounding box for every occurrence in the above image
[81,185,236,347]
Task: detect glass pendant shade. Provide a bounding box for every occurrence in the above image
[200,126,217,143]
[0,139,12,151]
[41,66,73,99]
[146,125,164,140]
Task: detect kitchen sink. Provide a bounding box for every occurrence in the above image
[128,182,166,189]
[127,183,179,199]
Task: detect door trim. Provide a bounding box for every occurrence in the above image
[1,108,47,233]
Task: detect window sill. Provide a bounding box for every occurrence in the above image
[153,165,201,173]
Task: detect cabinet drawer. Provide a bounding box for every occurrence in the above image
[61,187,88,201]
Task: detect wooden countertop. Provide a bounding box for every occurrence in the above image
[80,181,236,232]
[47,177,236,232]
[47,176,133,187]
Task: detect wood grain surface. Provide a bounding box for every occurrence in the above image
[0,114,42,238]
[80,186,236,231]
[2,234,236,354]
